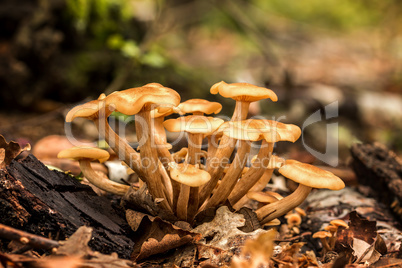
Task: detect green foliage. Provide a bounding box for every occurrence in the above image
[253,0,382,31]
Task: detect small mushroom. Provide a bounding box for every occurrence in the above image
[285,213,302,228]
[164,115,224,215]
[169,163,211,221]
[201,81,278,206]
[58,147,129,195]
[312,231,332,253]
[256,160,345,224]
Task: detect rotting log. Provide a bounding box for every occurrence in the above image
[0,154,133,258]
[350,142,402,222]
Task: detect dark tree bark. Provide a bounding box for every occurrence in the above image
[0,154,134,258]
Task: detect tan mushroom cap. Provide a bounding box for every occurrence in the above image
[211,81,278,102]
[105,83,180,115]
[278,160,345,190]
[247,191,280,204]
[329,219,348,228]
[58,147,110,163]
[217,119,300,143]
[312,231,332,239]
[169,163,211,187]
[163,115,225,134]
[324,225,338,233]
[178,99,222,115]
[263,218,281,226]
[285,213,302,226]
[66,94,110,122]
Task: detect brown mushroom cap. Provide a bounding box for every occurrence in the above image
[217,119,301,143]
[169,163,211,187]
[58,147,110,163]
[324,225,338,233]
[178,99,222,115]
[285,213,302,226]
[247,191,280,204]
[105,83,180,115]
[329,219,348,228]
[66,94,110,122]
[263,218,281,226]
[278,160,345,190]
[163,115,224,134]
[210,81,278,102]
[312,231,332,239]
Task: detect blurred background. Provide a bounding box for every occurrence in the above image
[1,0,401,165]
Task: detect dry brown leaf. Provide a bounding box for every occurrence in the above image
[193,206,268,266]
[0,135,30,169]
[126,209,202,262]
[122,184,177,221]
[55,226,134,268]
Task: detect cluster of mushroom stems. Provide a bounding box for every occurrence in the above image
[58,81,345,225]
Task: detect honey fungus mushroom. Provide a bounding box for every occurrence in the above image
[58,147,129,195]
[200,81,278,206]
[104,83,180,211]
[255,159,345,225]
[169,163,211,221]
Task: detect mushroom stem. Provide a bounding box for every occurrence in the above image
[320,238,331,252]
[232,168,274,210]
[201,139,251,210]
[79,160,129,195]
[187,133,203,165]
[176,183,191,221]
[228,141,274,206]
[186,133,203,221]
[94,117,146,180]
[256,184,312,225]
[135,109,171,211]
[199,101,250,205]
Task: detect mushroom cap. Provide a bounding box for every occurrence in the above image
[264,191,284,200]
[294,207,307,217]
[324,225,338,233]
[285,213,302,226]
[66,94,110,122]
[217,119,300,142]
[105,83,180,115]
[263,218,281,226]
[312,231,332,239]
[210,81,278,102]
[57,146,110,163]
[247,191,280,204]
[278,160,345,190]
[266,155,286,169]
[163,115,225,134]
[169,163,211,187]
[329,219,348,228]
[178,99,222,115]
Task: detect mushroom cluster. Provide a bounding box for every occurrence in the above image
[58,81,345,224]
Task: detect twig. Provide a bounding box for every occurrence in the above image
[274,231,312,242]
[0,223,59,251]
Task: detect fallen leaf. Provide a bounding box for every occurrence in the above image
[122,184,177,221]
[193,206,268,266]
[0,135,30,169]
[55,226,134,268]
[126,209,201,261]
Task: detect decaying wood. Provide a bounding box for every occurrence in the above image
[350,142,402,222]
[0,154,134,258]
